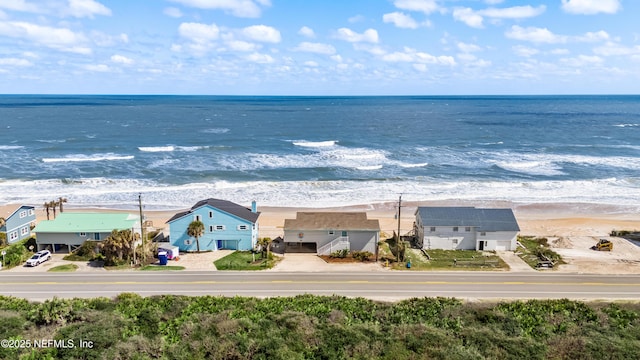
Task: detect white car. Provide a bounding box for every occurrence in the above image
[26,250,51,267]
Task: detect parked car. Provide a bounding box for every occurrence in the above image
[25,250,51,267]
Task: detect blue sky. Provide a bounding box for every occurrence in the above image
[0,0,638,95]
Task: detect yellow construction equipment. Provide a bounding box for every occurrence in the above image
[592,238,613,251]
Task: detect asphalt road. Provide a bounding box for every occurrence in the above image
[2,272,640,301]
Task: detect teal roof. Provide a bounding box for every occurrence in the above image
[33,212,138,233]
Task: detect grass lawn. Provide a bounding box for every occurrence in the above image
[141,265,185,271]
[214,251,279,270]
[47,264,79,272]
[394,248,509,271]
[516,236,566,269]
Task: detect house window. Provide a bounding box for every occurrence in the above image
[328,230,335,235]
[215,225,226,231]
[341,231,348,237]
[209,226,214,232]
[79,232,86,237]
[453,227,459,232]
[9,231,18,241]
[20,210,27,218]
[20,226,29,236]
[94,233,100,240]
[480,232,486,236]
[430,227,436,232]
[209,211,213,218]
[28,209,34,216]
[194,215,201,222]
[465,227,471,232]
[452,239,458,245]
[237,225,248,231]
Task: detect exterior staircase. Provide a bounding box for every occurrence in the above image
[317,236,350,255]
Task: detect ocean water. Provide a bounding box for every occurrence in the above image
[1,95,640,210]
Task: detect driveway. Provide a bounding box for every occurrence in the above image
[268,253,389,272]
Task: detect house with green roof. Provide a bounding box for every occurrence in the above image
[33,212,140,253]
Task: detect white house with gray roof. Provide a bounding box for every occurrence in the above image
[283,212,380,256]
[414,207,520,251]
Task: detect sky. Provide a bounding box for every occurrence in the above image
[0,0,638,95]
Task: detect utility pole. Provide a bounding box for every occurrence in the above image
[138,193,145,264]
[396,194,402,262]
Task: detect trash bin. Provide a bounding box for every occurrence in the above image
[158,251,168,266]
[406,261,411,269]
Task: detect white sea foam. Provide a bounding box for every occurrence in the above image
[201,128,230,134]
[293,140,337,148]
[494,160,565,176]
[139,146,175,152]
[2,177,640,210]
[0,145,25,150]
[138,146,209,152]
[42,154,134,163]
[613,124,640,128]
[399,162,429,168]
[356,165,383,170]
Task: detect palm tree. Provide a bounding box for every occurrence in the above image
[58,197,67,213]
[43,202,51,220]
[187,220,205,253]
[49,200,58,219]
[257,237,272,259]
[0,217,5,228]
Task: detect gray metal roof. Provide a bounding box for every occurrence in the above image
[167,198,260,223]
[284,212,380,231]
[416,207,520,232]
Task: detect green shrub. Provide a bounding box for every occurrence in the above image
[352,251,373,262]
[329,249,349,258]
[1,239,33,268]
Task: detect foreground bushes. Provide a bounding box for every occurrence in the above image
[1,295,640,359]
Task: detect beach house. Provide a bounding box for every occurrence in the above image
[167,198,260,252]
[0,205,36,244]
[414,207,520,251]
[283,212,380,256]
[33,212,140,253]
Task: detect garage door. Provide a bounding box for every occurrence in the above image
[495,240,511,251]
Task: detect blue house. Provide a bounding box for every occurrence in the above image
[1,205,37,244]
[167,199,260,252]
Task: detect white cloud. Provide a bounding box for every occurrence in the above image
[506,26,611,44]
[226,40,258,51]
[83,64,110,72]
[453,5,545,29]
[110,54,133,64]
[593,42,640,56]
[241,25,281,43]
[550,48,570,55]
[561,0,621,15]
[298,26,315,38]
[393,0,440,14]
[335,28,379,43]
[479,5,546,19]
[164,7,183,18]
[304,61,318,67]
[0,57,32,66]
[484,0,504,4]
[66,0,111,18]
[505,26,566,43]
[560,54,604,67]
[294,42,336,55]
[413,63,428,72]
[178,22,219,43]
[169,0,270,18]
[383,12,420,29]
[453,8,483,28]
[512,45,539,57]
[0,20,91,53]
[246,52,274,63]
[348,15,365,23]
[382,47,456,66]
[0,0,40,13]
[457,42,482,53]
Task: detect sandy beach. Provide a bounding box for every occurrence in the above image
[19,200,640,274]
